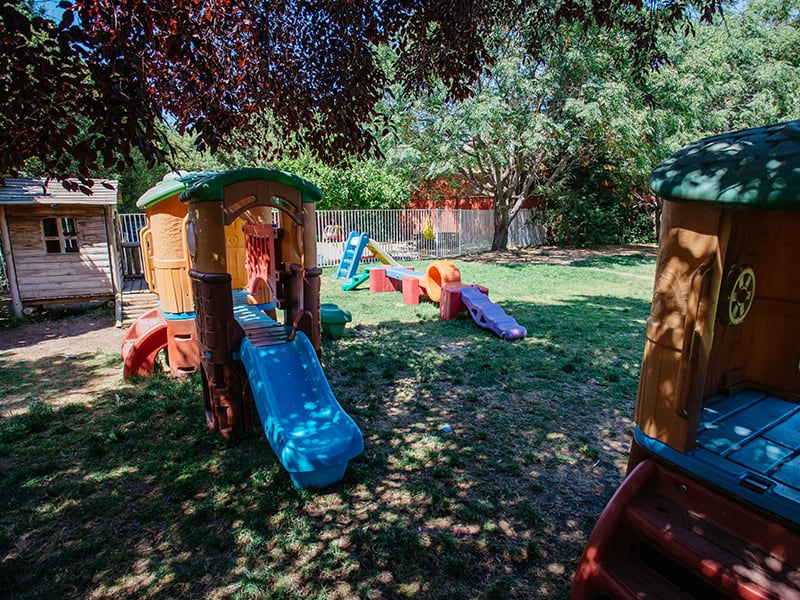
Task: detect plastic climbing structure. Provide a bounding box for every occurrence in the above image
[122,169,363,489]
[333,231,526,340]
[572,121,800,598]
[334,231,399,291]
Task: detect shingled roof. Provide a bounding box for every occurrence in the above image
[650,120,800,209]
[0,178,119,206]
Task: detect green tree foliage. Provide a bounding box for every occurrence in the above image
[107,133,234,212]
[388,2,800,248]
[545,3,800,245]
[388,25,655,249]
[2,0,723,186]
[192,108,415,210]
[279,156,411,210]
[648,2,800,154]
[105,131,412,212]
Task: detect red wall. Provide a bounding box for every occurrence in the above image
[409,177,541,210]
[410,195,494,210]
[409,177,494,210]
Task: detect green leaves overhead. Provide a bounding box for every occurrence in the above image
[647,3,800,154]
[4,0,725,182]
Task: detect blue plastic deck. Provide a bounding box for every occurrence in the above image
[764,412,800,449]
[698,389,766,429]
[696,396,797,454]
[727,437,793,472]
[636,389,800,526]
[774,456,800,489]
[233,300,363,488]
[384,266,422,281]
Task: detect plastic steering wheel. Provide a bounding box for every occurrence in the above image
[720,264,755,326]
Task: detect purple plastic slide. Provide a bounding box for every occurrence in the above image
[459,286,527,340]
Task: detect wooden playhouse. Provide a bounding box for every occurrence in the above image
[0,178,123,323]
[572,121,800,598]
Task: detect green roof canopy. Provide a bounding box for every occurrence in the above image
[136,172,212,209]
[180,168,323,204]
[650,120,800,209]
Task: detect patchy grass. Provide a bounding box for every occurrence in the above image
[0,250,655,599]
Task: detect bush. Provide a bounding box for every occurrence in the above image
[543,183,656,246]
[279,156,411,209]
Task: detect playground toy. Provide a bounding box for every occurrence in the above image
[572,121,800,598]
[320,303,352,339]
[334,231,400,291]
[121,172,253,379]
[334,231,526,340]
[122,169,363,489]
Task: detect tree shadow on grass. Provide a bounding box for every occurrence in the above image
[0,351,122,418]
[0,292,650,599]
[570,253,657,270]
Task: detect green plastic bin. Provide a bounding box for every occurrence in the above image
[320,303,352,339]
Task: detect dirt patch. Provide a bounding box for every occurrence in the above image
[0,309,124,359]
[0,307,126,415]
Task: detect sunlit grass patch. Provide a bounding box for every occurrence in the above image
[0,251,656,599]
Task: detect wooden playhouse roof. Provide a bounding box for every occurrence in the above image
[650,120,800,209]
[0,178,119,206]
[181,168,323,204]
[136,171,210,209]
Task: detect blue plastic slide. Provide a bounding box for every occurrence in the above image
[239,329,364,489]
[459,286,527,340]
[333,231,370,281]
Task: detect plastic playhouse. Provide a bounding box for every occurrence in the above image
[572,121,800,598]
[121,169,363,489]
[334,231,527,340]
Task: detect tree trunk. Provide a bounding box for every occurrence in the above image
[492,205,509,251]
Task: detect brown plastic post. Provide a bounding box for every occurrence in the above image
[190,269,249,438]
[282,263,305,328]
[303,267,323,355]
[635,201,724,452]
[302,201,322,354]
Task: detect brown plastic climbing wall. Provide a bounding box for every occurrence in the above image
[190,269,253,438]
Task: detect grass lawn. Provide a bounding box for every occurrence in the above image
[0,250,656,599]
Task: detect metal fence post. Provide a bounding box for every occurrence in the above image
[458,210,463,256]
[434,209,439,258]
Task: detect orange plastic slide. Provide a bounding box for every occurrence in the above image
[121,307,169,380]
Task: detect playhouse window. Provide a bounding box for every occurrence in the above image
[42,217,79,254]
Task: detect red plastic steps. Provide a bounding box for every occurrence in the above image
[572,460,800,600]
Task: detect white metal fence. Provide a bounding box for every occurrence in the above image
[117,208,542,275]
[314,208,495,266]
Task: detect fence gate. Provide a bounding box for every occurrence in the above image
[118,213,147,279]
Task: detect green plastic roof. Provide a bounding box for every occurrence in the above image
[135,171,213,209]
[650,120,800,209]
[180,168,323,204]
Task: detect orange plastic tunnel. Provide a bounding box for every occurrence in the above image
[424,260,462,303]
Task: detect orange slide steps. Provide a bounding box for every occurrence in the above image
[122,308,200,380]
